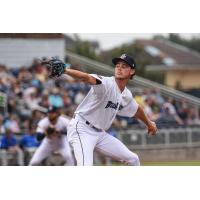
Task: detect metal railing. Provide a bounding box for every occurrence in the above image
[66,50,200,107]
[118,126,200,149]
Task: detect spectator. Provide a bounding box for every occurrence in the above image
[162,98,183,125]
[156,106,181,127]
[0,128,24,166]
[186,107,200,125]
[4,114,21,134]
[23,86,41,110]
[151,89,165,106]
[143,98,155,120]
[48,87,64,108]
[19,124,40,165]
[39,90,50,108]
[15,91,32,120]
[177,101,189,124]
[62,90,72,107]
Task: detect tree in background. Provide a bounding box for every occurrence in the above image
[153,33,200,53]
[69,34,100,61]
[168,33,200,53]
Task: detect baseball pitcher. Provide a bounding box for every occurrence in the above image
[43,55,157,166]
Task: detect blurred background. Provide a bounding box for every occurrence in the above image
[1,33,200,165]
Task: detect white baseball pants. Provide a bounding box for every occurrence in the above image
[67,116,140,166]
[29,135,74,166]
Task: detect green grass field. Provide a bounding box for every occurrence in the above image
[142,160,200,166]
[110,160,200,166]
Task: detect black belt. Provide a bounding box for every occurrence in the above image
[73,114,102,131]
[85,121,102,131]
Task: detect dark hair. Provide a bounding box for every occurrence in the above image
[130,69,136,79]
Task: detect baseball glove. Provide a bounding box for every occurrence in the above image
[42,57,66,78]
[45,126,61,139]
[45,126,56,136]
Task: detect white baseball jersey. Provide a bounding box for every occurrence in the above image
[29,115,74,166]
[36,115,70,133]
[75,75,139,130]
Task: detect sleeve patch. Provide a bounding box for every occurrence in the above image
[97,75,103,79]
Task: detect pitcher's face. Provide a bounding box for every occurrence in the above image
[115,61,135,80]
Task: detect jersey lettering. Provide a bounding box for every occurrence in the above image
[105,101,123,110]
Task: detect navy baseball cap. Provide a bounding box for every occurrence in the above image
[47,106,59,113]
[112,54,136,69]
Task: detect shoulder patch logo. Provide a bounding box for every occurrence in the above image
[97,75,103,79]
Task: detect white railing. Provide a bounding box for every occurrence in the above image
[118,126,200,149]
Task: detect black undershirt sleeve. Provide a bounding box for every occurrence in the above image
[96,78,102,85]
[36,132,45,141]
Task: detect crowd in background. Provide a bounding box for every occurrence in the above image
[133,88,200,128]
[0,59,200,165]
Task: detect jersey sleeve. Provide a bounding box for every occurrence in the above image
[90,74,111,96]
[117,98,139,118]
[36,119,47,133]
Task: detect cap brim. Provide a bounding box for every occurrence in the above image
[112,58,134,68]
